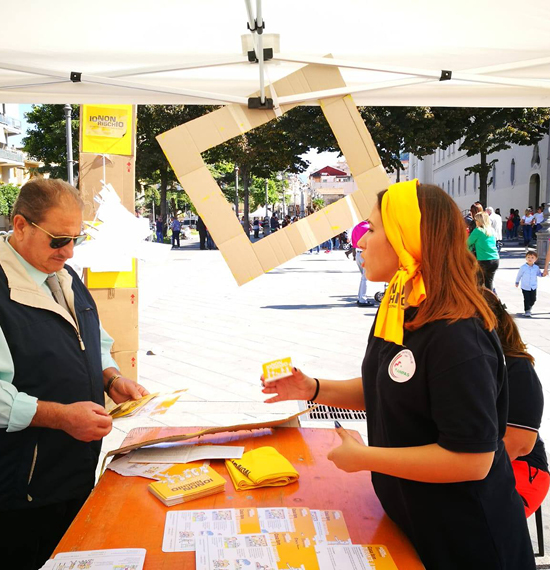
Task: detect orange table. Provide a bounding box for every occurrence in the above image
[54,427,423,569]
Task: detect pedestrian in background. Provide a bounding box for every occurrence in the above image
[520,209,535,248]
[486,207,502,251]
[270,213,279,233]
[155,216,164,243]
[515,251,544,317]
[467,212,499,291]
[351,221,372,307]
[170,217,181,249]
[197,216,208,250]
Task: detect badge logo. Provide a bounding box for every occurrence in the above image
[388,349,416,383]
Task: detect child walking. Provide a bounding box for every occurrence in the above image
[516,251,543,317]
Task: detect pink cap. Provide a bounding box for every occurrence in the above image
[351,221,369,248]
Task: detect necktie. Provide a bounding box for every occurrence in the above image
[46,273,71,314]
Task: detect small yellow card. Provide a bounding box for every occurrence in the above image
[262,357,293,382]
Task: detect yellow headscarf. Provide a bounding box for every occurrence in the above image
[373,179,426,346]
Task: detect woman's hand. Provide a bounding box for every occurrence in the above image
[110,377,150,404]
[261,367,317,403]
[327,424,368,473]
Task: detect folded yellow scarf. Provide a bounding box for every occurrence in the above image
[225,446,299,491]
[374,179,426,346]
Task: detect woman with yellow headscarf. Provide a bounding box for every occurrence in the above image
[262,181,534,569]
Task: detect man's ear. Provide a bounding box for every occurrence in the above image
[11,214,28,239]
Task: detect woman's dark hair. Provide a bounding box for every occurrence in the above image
[377,185,496,331]
[481,289,534,364]
[12,178,83,223]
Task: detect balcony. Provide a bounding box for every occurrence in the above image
[0,113,22,134]
[0,147,24,165]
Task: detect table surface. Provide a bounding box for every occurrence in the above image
[54,426,423,569]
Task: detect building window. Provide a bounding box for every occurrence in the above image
[473,173,477,192]
[452,143,456,154]
[532,144,541,167]
[458,176,461,195]
[492,165,496,189]
[447,180,450,194]
[433,153,436,165]
[510,159,515,185]
[452,178,455,196]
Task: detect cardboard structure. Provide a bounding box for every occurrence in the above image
[78,105,139,382]
[158,63,390,286]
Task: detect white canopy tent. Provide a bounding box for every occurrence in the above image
[2,0,550,107]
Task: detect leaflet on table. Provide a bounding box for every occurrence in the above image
[163,509,241,552]
[315,544,398,569]
[107,454,174,479]
[39,548,146,570]
[129,443,244,464]
[196,532,319,570]
[108,390,186,418]
[310,509,352,545]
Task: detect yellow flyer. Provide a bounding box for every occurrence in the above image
[262,357,293,382]
[311,509,351,545]
[81,104,134,155]
[315,544,398,569]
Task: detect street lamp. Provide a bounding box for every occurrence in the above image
[235,166,239,217]
[64,104,74,185]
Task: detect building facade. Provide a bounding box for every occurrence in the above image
[409,136,550,214]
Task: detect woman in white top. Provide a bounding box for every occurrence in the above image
[520,209,535,247]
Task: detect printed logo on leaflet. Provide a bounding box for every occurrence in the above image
[388,349,416,383]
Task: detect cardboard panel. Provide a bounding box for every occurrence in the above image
[92,288,139,353]
[79,153,135,218]
[156,125,204,177]
[158,62,391,286]
[218,233,264,286]
[112,349,138,382]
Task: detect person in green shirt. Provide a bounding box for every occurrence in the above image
[467,212,500,291]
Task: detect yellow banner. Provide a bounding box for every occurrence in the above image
[81,104,133,155]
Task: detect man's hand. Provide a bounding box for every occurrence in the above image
[31,400,112,442]
[59,401,112,442]
[109,377,150,404]
[515,283,519,287]
[261,367,317,403]
[327,424,368,473]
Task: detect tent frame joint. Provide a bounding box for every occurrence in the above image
[248,96,273,110]
[248,48,273,63]
[70,71,82,83]
[439,70,452,81]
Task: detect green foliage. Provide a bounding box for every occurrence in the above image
[312,197,325,211]
[22,105,79,180]
[0,183,20,218]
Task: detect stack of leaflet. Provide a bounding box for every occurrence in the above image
[148,462,226,506]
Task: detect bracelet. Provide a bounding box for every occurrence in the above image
[311,378,320,402]
[106,374,121,394]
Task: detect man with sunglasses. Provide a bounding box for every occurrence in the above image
[0,178,149,569]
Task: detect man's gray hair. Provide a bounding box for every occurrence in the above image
[486,206,494,215]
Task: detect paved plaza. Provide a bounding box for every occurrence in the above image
[102,234,550,562]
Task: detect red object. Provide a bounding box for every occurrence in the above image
[512,459,550,518]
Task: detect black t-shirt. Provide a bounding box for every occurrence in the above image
[506,355,548,472]
[362,313,534,570]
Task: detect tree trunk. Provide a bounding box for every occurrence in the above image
[479,152,489,207]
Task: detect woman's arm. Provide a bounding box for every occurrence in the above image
[504,426,537,461]
[262,368,365,410]
[329,427,494,483]
[466,228,478,250]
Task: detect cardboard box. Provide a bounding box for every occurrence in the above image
[111,350,138,383]
[157,61,390,286]
[86,258,138,289]
[79,152,135,219]
[92,288,138,353]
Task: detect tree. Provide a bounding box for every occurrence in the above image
[0,183,20,219]
[22,105,79,180]
[454,108,550,206]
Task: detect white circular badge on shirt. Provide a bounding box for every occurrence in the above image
[388,349,416,383]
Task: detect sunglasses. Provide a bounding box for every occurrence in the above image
[25,217,88,249]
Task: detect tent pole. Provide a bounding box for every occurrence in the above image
[256,0,265,104]
[64,104,74,185]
